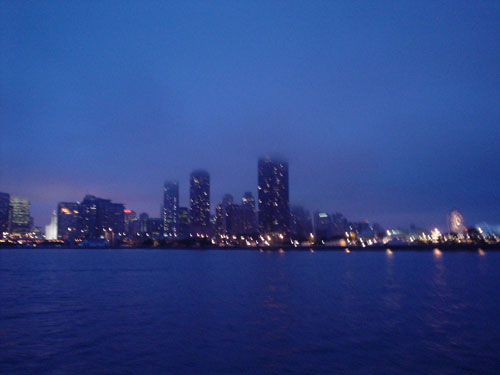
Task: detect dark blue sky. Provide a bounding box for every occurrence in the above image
[1,1,499,229]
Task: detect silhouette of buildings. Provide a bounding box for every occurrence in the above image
[79,195,124,241]
[290,205,313,240]
[190,169,210,236]
[9,197,31,234]
[57,202,80,241]
[0,192,10,235]
[163,181,179,238]
[258,157,290,235]
[178,207,190,239]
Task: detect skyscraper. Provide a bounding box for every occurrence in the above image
[163,181,179,238]
[9,197,31,234]
[139,213,149,235]
[242,191,256,212]
[57,202,80,241]
[80,195,99,239]
[178,207,190,239]
[79,195,124,240]
[189,169,210,236]
[314,212,333,241]
[241,191,257,234]
[0,192,10,235]
[225,203,257,237]
[258,157,290,235]
[123,209,137,236]
[290,205,313,240]
[215,204,224,238]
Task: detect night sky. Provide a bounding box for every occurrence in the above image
[1,1,499,229]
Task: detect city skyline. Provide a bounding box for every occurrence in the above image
[1,155,498,239]
[2,2,499,229]
[1,153,499,233]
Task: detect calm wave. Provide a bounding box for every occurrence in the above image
[1,249,499,374]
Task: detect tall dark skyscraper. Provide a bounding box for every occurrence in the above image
[258,157,290,235]
[163,181,179,238]
[0,192,10,234]
[189,169,210,236]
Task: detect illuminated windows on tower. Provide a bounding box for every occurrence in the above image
[258,157,290,236]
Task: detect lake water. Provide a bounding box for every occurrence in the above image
[1,249,499,374]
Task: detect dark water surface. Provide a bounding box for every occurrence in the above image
[1,249,499,374]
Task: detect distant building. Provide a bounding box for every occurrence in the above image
[106,202,125,238]
[163,181,179,238]
[215,204,224,237]
[9,197,31,234]
[242,191,256,212]
[123,209,137,236]
[241,192,257,234]
[331,212,349,236]
[349,221,371,235]
[80,196,99,239]
[178,207,190,239]
[139,213,149,235]
[225,203,257,237]
[314,212,333,240]
[148,218,162,240]
[45,210,58,240]
[79,195,124,240]
[57,202,80,241]
[258,157,290,235]
[190,169,210,236]
[0,192,10,235]
[290,205,313,240]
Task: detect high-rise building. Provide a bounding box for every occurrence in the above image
[123,209,137,236]
[213,194,233,237]
[242,192,256,211]
[139,213,149,235]
[148,217,163,239]
[258,157,290,235]
[163,181,179,238]
[314,212,333,240]
[9,197,31,234]
[189,169,210,236]
[106,202,125,238]
[290,205,313,240]
[242,191,257,233]
[0,192,10,235]
[80,196,99,239]
[331,212,349,236]
[57,202,80,241]
[79,195,124,240]
[215,204,224,238]
[178,207,190,239]
[226,203,257,237]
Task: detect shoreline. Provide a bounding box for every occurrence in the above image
[1,243,498,251]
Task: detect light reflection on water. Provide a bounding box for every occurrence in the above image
[0,249,499,375]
